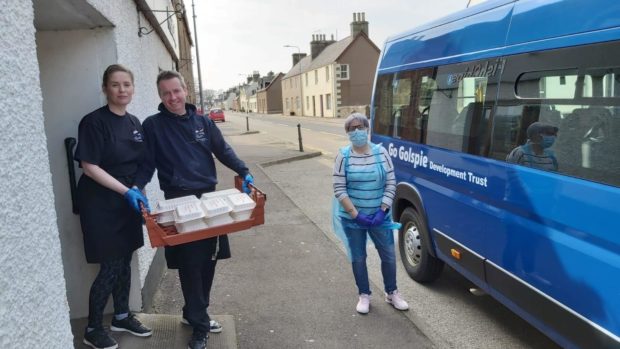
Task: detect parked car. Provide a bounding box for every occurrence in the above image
[208,108,225,122]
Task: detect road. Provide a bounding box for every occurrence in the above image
[221,110,560,349]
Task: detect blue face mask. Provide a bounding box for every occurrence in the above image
[542,135,556,148]
[348,129,368,147]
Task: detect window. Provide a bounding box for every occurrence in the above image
[306,96,310,109]
[373,68,435,143]
[517,69,579,99]
[373,59,499,156]
[326,66,330,82]
[338,64,349,80]
[326,93,332,109]
[285,98,289,110]
[305,73,308,86]
[315,70,318,84]
[296,96,300,109]
[425,63,493,155]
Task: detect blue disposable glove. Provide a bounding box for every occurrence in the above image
[242,174,254,194]
[370,208,387,227]
[124,188,150,213]
[355,212,374,227]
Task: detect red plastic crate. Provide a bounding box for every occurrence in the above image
[143,176,266,247]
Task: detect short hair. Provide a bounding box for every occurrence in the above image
[344,113,369,132]
[526,121,558,139]
[156,70,186,91]
[102,64,134,87]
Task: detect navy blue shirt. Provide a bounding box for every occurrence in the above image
[135,103,249,192]
[74,105,145,178]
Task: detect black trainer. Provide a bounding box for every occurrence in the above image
[83,328,118,349]
[187,331,208,349]
[110,313,153,337]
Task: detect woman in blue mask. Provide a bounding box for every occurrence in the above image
[332,113,409,314]
[506,121,559,171]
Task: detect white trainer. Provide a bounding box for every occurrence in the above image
[385,290,409,311]
[356,294,371,314]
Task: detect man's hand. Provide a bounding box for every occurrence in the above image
[242,174,254,194]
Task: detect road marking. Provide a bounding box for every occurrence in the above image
[275,123,289,127]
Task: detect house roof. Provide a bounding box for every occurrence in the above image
[257,72,284,93]
[283,55,312,79]
[282,33,379,79]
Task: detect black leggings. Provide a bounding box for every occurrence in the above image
[88,254,132,329]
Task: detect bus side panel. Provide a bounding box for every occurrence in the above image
[483,163,620,339]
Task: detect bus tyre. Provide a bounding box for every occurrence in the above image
[398,207,444,283]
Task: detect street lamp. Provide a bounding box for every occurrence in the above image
[283,44,303,116]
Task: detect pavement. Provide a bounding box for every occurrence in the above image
[146,116,435,349]
[140,111,559,349]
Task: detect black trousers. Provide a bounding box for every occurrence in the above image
[165,187,221,335]
[179,259,218,334]
[87,254,132,329]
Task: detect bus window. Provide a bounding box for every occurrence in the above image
[495,66,620,187]
[425,64,494,155]
[372,68,435,142]
[516,69,579,100]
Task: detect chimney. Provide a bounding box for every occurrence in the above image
[292,52,307,66]
[310,34,333,59]
[350,11,369,37]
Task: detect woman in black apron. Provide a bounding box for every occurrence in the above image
[75,64,152,349]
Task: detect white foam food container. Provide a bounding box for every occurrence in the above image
[173,202,205,223]
[156,213,176,226]
[200,188,241,200]
[155,195,200,213]
[226,193,256,221]
[175,219,209,233]
[205,213,235,227]
[172,201,208,233]
[202,197,232,217]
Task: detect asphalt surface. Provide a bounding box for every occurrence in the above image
[149,112,560,349]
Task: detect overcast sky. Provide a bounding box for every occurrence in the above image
[192,0,470,91]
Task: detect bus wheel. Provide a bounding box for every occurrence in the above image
[399,207,444,283]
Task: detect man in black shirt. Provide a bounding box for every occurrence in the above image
[135,70,253,349]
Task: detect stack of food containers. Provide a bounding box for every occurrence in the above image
[174,201,208,233]
[154,195,199,226]
[152,188,256,234]
[226,193,257,221]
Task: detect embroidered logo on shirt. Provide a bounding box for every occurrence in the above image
[132,130,143,142]
[195,127,206,141]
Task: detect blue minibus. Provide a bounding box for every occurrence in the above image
[370,1,620,348]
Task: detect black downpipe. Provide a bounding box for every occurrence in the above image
[64,137,79,214]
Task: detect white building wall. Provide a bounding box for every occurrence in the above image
[304,64,336,117]
[0,1,73,348]
[34,0,176,321]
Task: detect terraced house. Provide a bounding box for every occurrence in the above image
[281,13,380,117]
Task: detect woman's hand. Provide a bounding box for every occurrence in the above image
[370,208,387,226]
[355,212,374,226]
[124,188,150,213]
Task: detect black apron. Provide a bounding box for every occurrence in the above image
[163,188,231,269]
[77,175,143,263]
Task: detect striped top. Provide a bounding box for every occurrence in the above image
[506,142,558,171]
[333,145,396,216]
